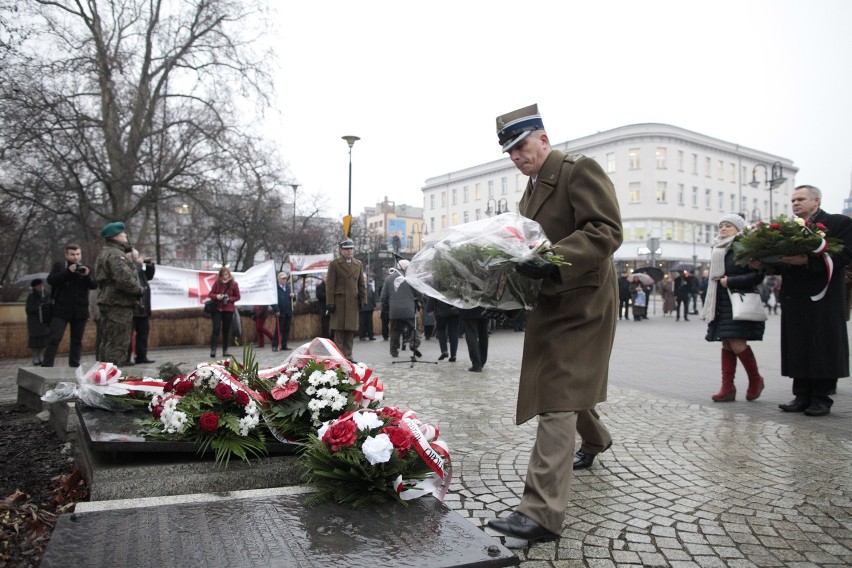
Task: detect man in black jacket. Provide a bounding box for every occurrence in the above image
[42,243,98,367]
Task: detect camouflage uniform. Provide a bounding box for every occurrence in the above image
[95,240,143,365]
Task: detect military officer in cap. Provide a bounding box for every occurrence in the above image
[325,238,367,360]
[94,222,144,366]
[486,105,623,543]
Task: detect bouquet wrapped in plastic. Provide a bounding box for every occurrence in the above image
[733,215,844,267]
[41,362,165,411]
[403,212,566,310]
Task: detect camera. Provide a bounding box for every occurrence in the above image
[75,265,87,274]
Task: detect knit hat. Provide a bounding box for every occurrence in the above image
[719,214,745,232]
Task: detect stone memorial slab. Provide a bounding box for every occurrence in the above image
[16,366,79,410]
[42,492,518,567]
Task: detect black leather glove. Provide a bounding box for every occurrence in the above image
[483,308,521,324]
[516,256,558,280]
[325,304,336,315]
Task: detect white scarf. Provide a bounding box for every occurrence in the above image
[700,233,737,322]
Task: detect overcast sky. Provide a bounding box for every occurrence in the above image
[264,0,852,219]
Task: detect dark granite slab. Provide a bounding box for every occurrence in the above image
[42,493,518,568]
[76,404,301,454]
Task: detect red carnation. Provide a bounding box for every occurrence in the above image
[769,223,781,230]
[322,420,357,452]
[174,380,194,396]
[214,383,233,401]
[235,390,250,406]
[379,406,404,425]
[383,426,413,458]
[816,222,827,230]
[199,412,219,432]
[152,405,164,419]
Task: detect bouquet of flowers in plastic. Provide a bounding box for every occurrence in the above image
[41,361,167,411]
[403,212,567,310]
[140,349,268,466]
[301,407,451,508]
[253,338,385,443]
[734,215,844,268]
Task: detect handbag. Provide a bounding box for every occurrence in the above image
[203,300,215,316]
[39,301,54,325]
[728,289,768,321]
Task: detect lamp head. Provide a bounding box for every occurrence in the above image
[342,135,360,148]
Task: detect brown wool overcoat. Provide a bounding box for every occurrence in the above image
[516,150,623,424]
[325,256,366,332]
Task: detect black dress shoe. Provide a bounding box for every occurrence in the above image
[136,359,156,364]
[448,357,456,362]
[123,360,135,367]
[468,366,482,372]
[573,441,612,470]
[804,402,831,416]
[438,352,448,360]
[779,398,809,412]
[487,512,558,542]
[413,348,422,358]
[271,346,278,352]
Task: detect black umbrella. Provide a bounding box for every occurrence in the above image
[670,263,696,273]
[633,266,664,282]
[12,272,49,286]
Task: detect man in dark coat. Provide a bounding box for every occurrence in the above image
[673,271,693,321]
[358,274,377,341]
[776,185,852,416]
[126,248,156,365]
[618,272,631,320]
[486,104,622,543]
[272,272,294,351]
[42,243,98,367]
[325,239,366,360]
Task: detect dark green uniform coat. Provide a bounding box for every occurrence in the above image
[516,151,623,424]
[325,256,366,332]
[95,240,143,364]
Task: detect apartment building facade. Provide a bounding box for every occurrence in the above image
[421,123,797,272]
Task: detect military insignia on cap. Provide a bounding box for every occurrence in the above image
[495,103,544,153]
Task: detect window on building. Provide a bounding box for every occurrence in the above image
[677,150,684,172]
[705,157,711,177]
[705,188,712,209]
[430,217,435,233]
[451,212,458,226]
[606,152,616,173]
[475,183,482,201]
[717,160,724,180]
[656,147,667,169]
[440,191,446,207]
[623,221,633,242]
[741,196,747,214]
[635,224,647,241]
[656,181,667,202]
[629,182,641,203]
[463,186,469,203]
[664,220,674,240]
[451,188,457,205]
[718,191,724,210]
[692,153,698,175]
[463,210,469,223]
[440,214,446,229]
[475,208,481,220]
[501,176,508,195]
[678,183,685,206]
[692,186,699,207]
[516,174,524,192]
[730,194,736,212]
[430,194,435,210]
[729,163,736,182]
[629,148,640,169]
[742,166,748,184]
[675,221,684,241]
[487,180,494,198]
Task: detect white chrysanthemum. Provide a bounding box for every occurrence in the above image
[245,399,258,416]
[322,370,339,384]
[163,397,180,412]
[330,398,346,412]
[163,410,187,434]
[305,386,316,396]
[353,411,383,431]
[308,370,324,386]
[362,434,394,465]
[238,414,259,436]
[307,399,328,412]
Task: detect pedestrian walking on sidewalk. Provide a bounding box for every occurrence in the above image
[485,104,622,543]
[701,214,765,402]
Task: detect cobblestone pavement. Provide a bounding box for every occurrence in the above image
[2,314,851,567]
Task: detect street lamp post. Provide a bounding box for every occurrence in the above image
[342,135,360,236]
[748,161,787,220]
[290,183,300,238]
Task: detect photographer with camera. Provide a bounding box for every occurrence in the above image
[42,243,98,367]
[208,265,241,359]
[95,222,144,366]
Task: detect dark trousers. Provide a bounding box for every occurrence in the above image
[210,310,233,353]
[464,319,488,370]
[618,298,631,319]
[792,377,835,407]
[272,314,292,348]
[435,314,460,357]
[127,316,150,362]
[676,298,690,320]
[390,319,418,355]
[381,310,390,340]
[42,316,87,367]
[359,310,375,339]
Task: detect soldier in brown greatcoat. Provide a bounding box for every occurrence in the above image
[486,104,623,543]
[324,239,366,360]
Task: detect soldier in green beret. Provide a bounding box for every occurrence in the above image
[94,222,143,366]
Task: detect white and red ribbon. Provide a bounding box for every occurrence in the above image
[810,239,834,302]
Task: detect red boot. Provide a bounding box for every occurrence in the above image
[738,346,765,401]
[712,348,737,402]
